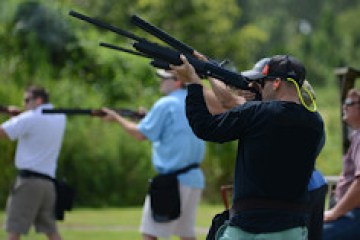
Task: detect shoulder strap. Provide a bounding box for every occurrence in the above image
[172,163,200,176]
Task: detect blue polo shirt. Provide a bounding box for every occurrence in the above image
[308,132,327,191]
[308,170,327,191]
[138,89,205,189]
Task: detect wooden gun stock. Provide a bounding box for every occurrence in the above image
[0,106,22,116]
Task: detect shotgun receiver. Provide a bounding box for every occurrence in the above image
[68,10,252,90]
[42,108,145,120]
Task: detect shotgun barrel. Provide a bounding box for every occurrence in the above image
[100,42,151,58]
[42,108,145,120]
[68,10,252,90]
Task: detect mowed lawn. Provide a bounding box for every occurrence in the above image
[0,203,225,240]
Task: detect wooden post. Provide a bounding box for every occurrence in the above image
[334,67,360,154]
[220,185,233,210]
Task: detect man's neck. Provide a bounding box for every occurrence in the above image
[27,103,46,111]
[276,88,300,103]
[168,88,182,95]
[278,95,300,103]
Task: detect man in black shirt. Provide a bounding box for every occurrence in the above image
[171,55,324,239]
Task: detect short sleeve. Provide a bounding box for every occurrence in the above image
[1,113,32,141]
[138,98,173,142]
[352,138,360,177]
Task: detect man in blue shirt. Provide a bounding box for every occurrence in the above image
[102,69,205,240]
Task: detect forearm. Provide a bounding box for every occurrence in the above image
[186,84,233,142]
[186,84,214,138]
[202,87,227,115]
[0,127,9,139]
[331,177,360,217]
[208,77,244,109]
[113,115,146,141]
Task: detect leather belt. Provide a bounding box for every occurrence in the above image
[231,198,308,217]
[18,169,54,181]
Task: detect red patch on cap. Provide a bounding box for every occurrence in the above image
[262,64,269,76]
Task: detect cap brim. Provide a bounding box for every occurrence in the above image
[156,69,175,79]
[241,70,264,80]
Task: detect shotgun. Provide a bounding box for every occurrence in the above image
[99,42,171,70]
[42,108,145,120]
[68,10,252,90]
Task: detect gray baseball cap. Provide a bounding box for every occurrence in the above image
[242,55,306,87]
[241,58,270,80]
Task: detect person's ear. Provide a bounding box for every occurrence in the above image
[34,97,43,105]
[174,79,182,88]
[273,78,281,90]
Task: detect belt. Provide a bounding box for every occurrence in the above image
[18,169,54,181]
[231,198,308,217]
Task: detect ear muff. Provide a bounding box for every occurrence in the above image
[286,78,317,112]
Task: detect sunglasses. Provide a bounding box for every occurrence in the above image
[23,97,34,103]
[344,98,360,107]
[256,77,279,88]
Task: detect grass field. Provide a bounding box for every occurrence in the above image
[0,203,225,240]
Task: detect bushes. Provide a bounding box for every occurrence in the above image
[57,116,153,207]
[0,0,346,207]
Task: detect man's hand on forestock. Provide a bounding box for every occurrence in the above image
[7,105,21,116]
[101,107,120,122]
[193,50,208,62]
[138,106,147,116]
[170,54,202,85]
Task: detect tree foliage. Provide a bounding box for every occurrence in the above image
[0,0,360,206]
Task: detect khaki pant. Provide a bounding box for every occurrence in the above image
[5,176,58,235]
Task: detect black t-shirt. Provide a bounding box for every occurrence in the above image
[186,84,324,232]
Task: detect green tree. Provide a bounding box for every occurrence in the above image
[1,0,358,207]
